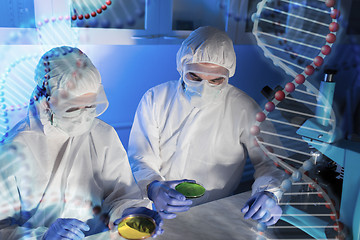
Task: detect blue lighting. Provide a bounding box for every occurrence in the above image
[0,0,35,28]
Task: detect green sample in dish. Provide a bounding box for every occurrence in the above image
[175,182,206,198]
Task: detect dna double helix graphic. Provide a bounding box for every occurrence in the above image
[71,0,145,28]
[71,0,113,20]
[36,15,79,47]
[250,0,345,239]
[0,55,40,143]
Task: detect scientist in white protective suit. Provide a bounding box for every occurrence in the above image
[0,46,163,239]
[128,26,285,226]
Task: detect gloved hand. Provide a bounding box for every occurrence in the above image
[114,207,164,238]
[85,214,109,236]
[241,191,282,226]
[147,179,194,219]
[43,218,90,240]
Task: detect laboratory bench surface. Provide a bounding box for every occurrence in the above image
[87,191,276,240]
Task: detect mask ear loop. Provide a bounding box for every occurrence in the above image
[45,100,54,126]
[50,114,54,125]
[41,95,54,125]
[181,71,187,89]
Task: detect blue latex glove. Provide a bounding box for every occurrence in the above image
[43,218,90,240]
[147,180,194,219]
[84,214,109,236]
[241,191,282,226]
[114,207,164,238]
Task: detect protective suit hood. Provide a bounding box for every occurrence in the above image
[176,26,236,77]
[29,46,109,136]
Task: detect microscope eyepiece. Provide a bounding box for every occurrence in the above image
[324,69,337,82]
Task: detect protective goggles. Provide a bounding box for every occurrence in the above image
[48,85,109,117]
[183,63,229,83]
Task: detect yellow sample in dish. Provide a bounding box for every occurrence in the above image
[117,215,156,240]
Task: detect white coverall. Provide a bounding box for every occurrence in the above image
[0,46,150,239]
[129,80,283,204]
[128,26,284,204]
[0,103,150,240]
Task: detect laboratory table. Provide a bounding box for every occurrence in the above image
[87,191,279,240]
[155,191,262,240]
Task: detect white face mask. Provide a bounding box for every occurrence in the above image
[51,107,96,136]
[183,74,227,108]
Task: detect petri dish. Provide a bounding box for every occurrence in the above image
[175,182,206,198]
[117,214,156,240]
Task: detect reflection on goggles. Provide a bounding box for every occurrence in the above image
[49,85,109,117]
[65,105,96,112]
[186,72,226,84]
[184,63,230,77]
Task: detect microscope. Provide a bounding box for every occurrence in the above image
[296,69,360,240]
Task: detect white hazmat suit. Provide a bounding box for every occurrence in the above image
[129,27,284,205]
[0,47,150,239]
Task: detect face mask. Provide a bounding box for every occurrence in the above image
[51,107,96,136]
[183,74,227,107]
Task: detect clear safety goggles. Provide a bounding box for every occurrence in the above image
[183,63,229,84]
[48,85,109,117]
